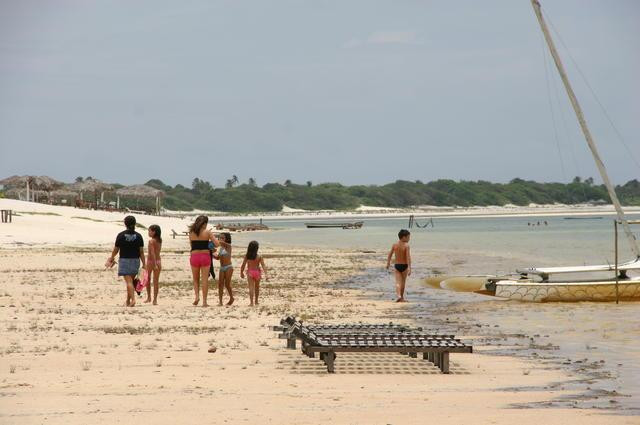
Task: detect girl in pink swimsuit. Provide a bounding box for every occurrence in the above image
[240,241,267,306]
[145,225,162,305]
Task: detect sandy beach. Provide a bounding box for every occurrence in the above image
[0,199,637,424]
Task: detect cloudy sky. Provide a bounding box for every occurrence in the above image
[1,0,638,187]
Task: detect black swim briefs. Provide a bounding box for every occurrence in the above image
[394,264,408,273]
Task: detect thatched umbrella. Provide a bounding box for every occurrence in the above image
[0,176,33,201]
[67,178,114,204]
[116,184,165,214]
[1,175,64,203]
[0,175,31,188]
[32,176,64,191]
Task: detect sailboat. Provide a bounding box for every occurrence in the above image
[429,0,640,302]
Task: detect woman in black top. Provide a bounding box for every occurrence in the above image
[189,215,220,307]
[108,216,146,307]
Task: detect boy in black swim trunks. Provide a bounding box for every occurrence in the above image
[386,229,411,302]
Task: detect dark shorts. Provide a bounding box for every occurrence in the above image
[394,264,408,273]
[118,258,140,277]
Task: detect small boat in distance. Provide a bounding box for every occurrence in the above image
[305,221,363,229]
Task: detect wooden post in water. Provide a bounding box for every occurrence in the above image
[614,220,619,304]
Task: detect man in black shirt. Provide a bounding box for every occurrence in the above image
[108,216,146,307]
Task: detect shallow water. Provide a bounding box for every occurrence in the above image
[233,214,640,413]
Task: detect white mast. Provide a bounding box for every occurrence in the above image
[531,0,639,258]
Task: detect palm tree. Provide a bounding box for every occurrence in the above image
[306,181,312,187]
[231,175,239,186]
[225,179,233,189]
[284,179,292,187]
[248,177,257,187]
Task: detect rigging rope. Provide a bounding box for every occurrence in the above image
[540,34,568,183]
[542,9,640,173]
[541,33,589,203]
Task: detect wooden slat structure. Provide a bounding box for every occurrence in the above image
[1,210,12,223]
[275,316,472,374]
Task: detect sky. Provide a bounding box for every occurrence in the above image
[1,0,638,188]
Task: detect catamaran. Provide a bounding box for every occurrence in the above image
[428,1,640,302]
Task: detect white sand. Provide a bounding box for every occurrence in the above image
[0,200,634,424]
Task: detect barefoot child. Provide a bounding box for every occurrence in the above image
[107,216,145,307]
[240,241,267,306]
[145,225,162,305]
[216,232,234,306]
[385,229,411,302]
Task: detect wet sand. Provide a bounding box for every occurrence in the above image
[351,248,640,415]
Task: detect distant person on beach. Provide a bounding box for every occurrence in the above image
[189,215,220,307]
[216,232,234,306]
[107,215,145,307]
[386,229,411,302]
[240,241,268,306]
[144,224,162,305]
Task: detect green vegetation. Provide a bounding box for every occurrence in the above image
[71,216,104,222]
[140,177,640,213]
[17,211,61,216]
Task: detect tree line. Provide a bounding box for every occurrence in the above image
[141,177,640,212]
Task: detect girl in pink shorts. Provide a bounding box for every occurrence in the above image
[188,215,219,307]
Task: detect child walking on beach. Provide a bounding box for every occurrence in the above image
[240,241,267,306]
[216,232,234,306]
[107,216,145,307]
[144,225,162,305]
[386,229,411,302]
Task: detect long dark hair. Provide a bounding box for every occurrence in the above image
[149,224,162,243]
[246,240,259,260]
[124,215,136,231]
[189,215,208,236]
[221,232,231,244]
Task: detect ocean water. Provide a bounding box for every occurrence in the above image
[240,214,640,266]
[232,214,640,413]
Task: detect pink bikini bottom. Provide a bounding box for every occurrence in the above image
[247,269,261,280]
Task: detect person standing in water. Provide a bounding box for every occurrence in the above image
[385,229,411,302]
[107,215,145,307]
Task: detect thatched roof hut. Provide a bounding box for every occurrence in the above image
[32,176,64,190]
[0,175,64,202]
[0,175,63,190]
[116,185,164,214]
[67,178,113,193]
[0,175,31,188]
[115,184,164,198]
[67,178,114,204]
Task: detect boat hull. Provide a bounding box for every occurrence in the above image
[493,279,640,302]
[305,222,363,229]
